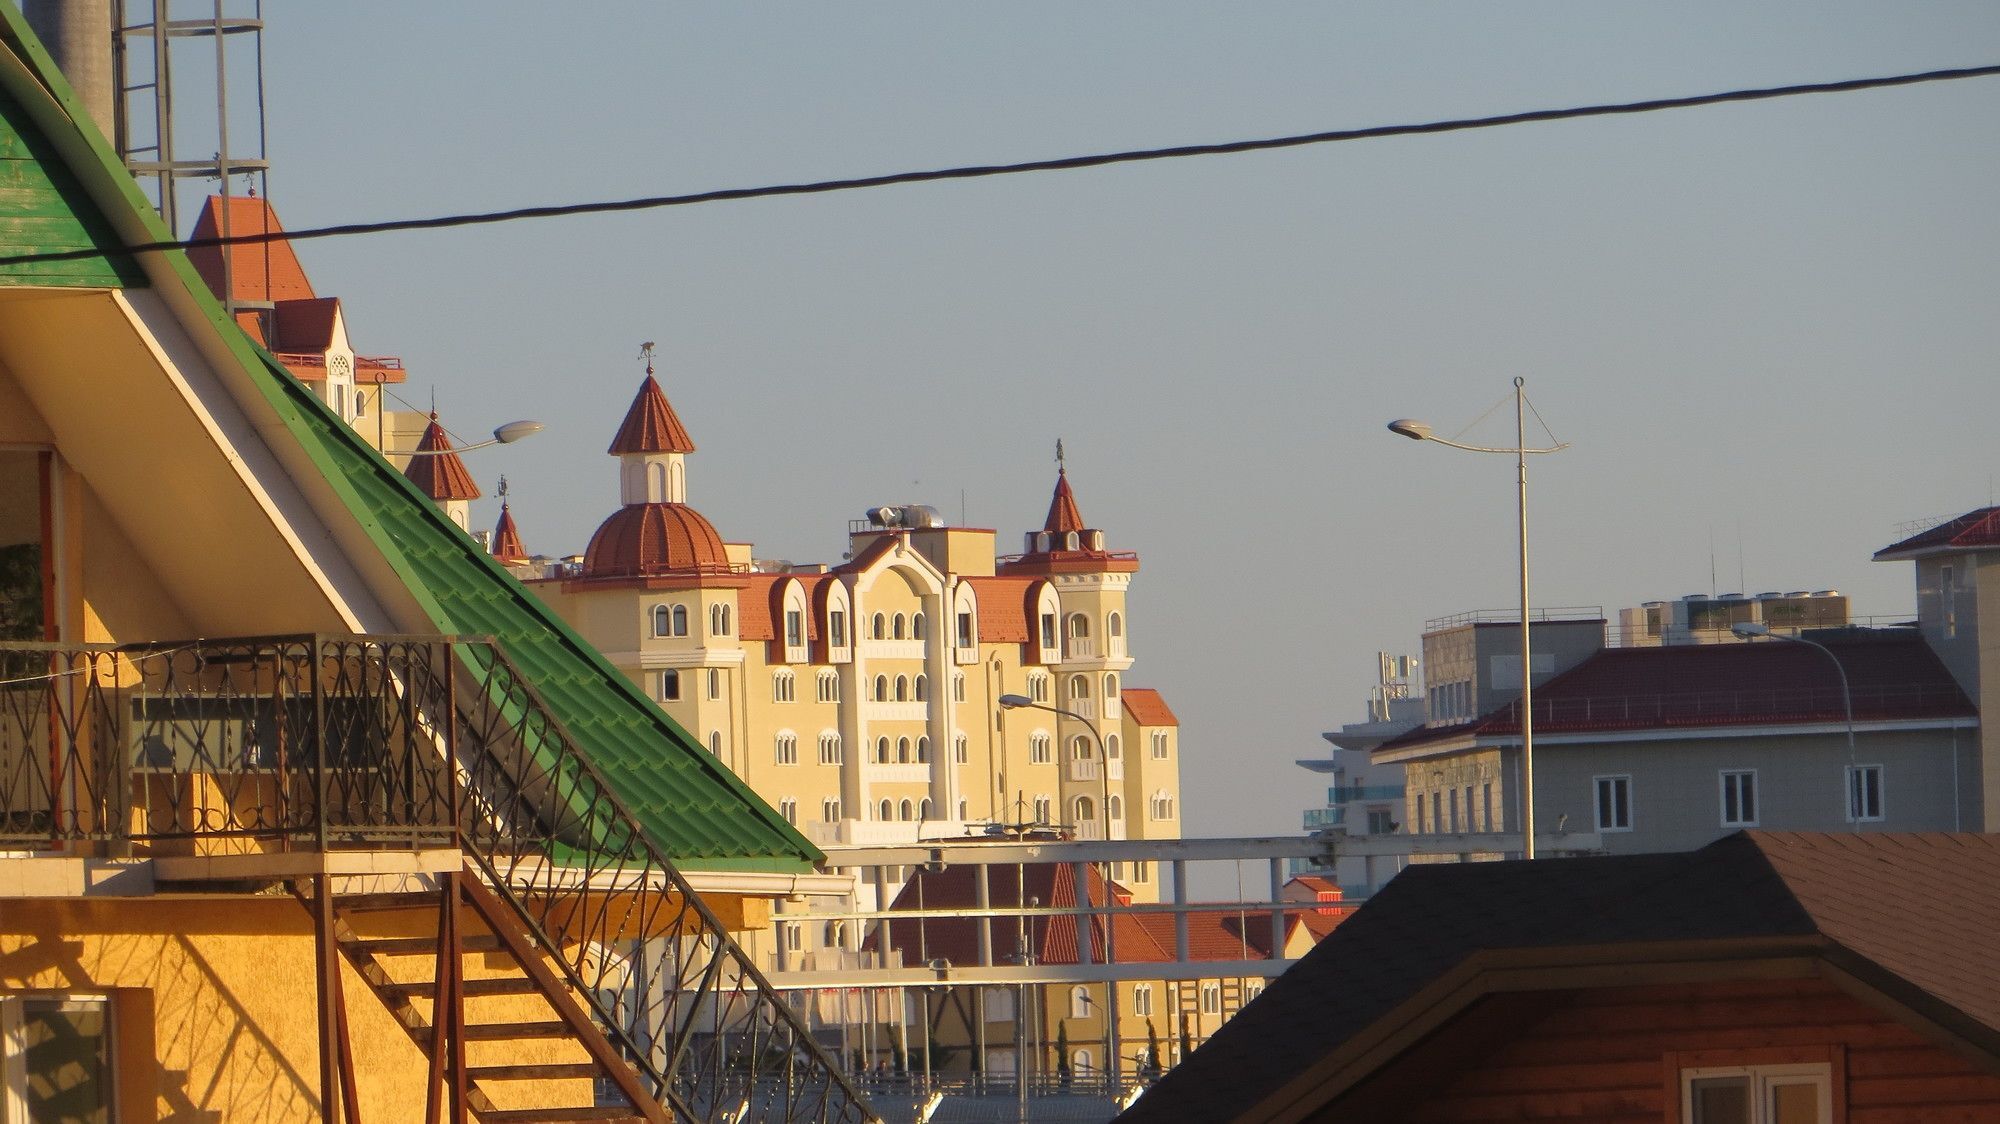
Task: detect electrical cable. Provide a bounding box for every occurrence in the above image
[3,62,1996,269]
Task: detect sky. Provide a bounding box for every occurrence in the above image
[194,3,2000,841]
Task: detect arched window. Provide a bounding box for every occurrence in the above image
[912,613,926,640]
[1071,736,1092,760]
[1067,613,1090,638]
[778,797,797,825]
[818,733,842,765]
[875,737,890,764]
[898,799,914,822]
[1106,734,1122,760]
[896,737,911,763]
[1151,790,1176,820]
[658,669,680,702]
[957,798,969,819]
[1108,612,1123,638]
[772,670,795,702]
[895,675,909,702]
[872,613,886,640]
[891,613,906,640]
[822,798,841,823]
[878,799,893,821]
[916,736,930,763]
[1030,733,1052,764]
[1076,796,1095,822]
[707,731,722,756]
[1033,795,1052,823]
[874,675,888,701]
[647,462,667,502]
[652,605,670,637]
[1108,795,1123,822]
[711,605,724,635]
[1069,675,1090,700]
[1071,987,1091,1019]
[671,605,688,636]
[1104,674,1119,699]
[1029,673,1049,703]
[953,734,969,764]
[774,734,798,765]
[919,798,933,820]
[952,672,966,702]
[817,671,840,702]
[914,675,928,702]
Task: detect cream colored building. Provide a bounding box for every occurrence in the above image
[515,372,1187,905]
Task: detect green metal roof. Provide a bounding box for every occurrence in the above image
[0,5,819,872]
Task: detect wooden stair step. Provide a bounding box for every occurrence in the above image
[464,1021,574,1040]
[394,976,542,998]
[476,1109,646,1123]
[350,934,505,956]
[333,892,445,912]
[468,1062,603,1081]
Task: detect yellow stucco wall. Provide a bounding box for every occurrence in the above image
[2,897,593,1122]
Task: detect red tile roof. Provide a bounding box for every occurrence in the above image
[1875,505,2000,559]
[401,415,481,501]
[490,503,528,563]
[187,194,316,304]
[1119,688,1178,727]
[963,575,1037,643]
[1378,630,1972,754]
[271,297,340,353]
[581,502,732,577]
[1043,468,1086,534]
[608,375,695,455]
[1119,832,2000,1124]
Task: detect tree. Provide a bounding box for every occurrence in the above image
[1056,1020,1072,1087]
[1144,1018,1162,1077]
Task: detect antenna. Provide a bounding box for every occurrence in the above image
[1736,517,1745,594]
[1708,525,1717,599]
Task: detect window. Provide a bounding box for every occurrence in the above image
[1071,736,1092,760]
[1075,796,1095,823]
[1448,788,1460,832]
[875,737,890,763]
[1415,797,1427,834]
[1030,733,1052,764]
[1150,791,1176,820]
[878,799,892,821]
[895,675,909,702]
[916,736,930,763]
[1133,862,1151,884]
[1104,673,1119,700]
[822,797,841,822]
[658,669,681,702]
[818,733,843,765]
[707,731,723,756]
[1071,986,1091,1019]
[817,671,840,703]
[953,733,969,764]
[785,609,804,648]
[1029,673,1050,703]
[670,604,689,636]
[711,604,731,635]
[953,673,966,703]
[1245,983,1263,1003]
[1151,731,1169,759]
[896,737,911,763]
[1069,675,1090,701]
[898,799,914,821]
[775,733,798,765]
[871,613,886,640]
[1482,783,1494,832]
[1431,791,1442,834]
[652,604,671,637]
[1108,795,1123,822]
[1721,770,1757,827]
[1464,785,1477,831]
[1108,611,1123,639]
[1679,1063,1830,1124]
[1040,613,1058,651]
[1133,984,1154,1017]
[957,611,974,648]
[871,674,887,702]
[912,613,926,640]
[914,675,928,702]
[779,797,798,824]
[2,995,112,1122]
[1199,982,1221,1015]
[1366,808,1394,834]
[1847,764,1884,822]
[919,798,933,820]
[706,668,722,700]
[829,609,848,649]
[1033,795,1053,823]
[1068,613,1090,639]
[1596,775,1632,832]
[958,799,968,819]
[1106,734,1121,760]
[893,613,906,640]
[773,670,796,702]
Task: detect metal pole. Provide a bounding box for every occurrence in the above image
[1516,376,1536,861]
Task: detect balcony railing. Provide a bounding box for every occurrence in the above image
[0,636,870,1123]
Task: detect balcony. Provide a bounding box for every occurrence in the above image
[1303,807,1346,830]
[1328,785,1404,805]
[1067,758,1100,783]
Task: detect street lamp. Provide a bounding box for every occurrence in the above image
[1731,621,1861,828]
[1388,377,1569,859]
[997,691,1120,1096]
[392,419,546,457]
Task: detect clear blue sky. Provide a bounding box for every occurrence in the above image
[248,3,2000,840]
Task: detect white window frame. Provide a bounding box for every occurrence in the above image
[775,733,798,766]
[2,993,116,1124]
[1678,1063,1831,1124]
[1133,984,1153,1017]
[1595,774,1632,833]
[1846,764,1884,822]
[1720,769,1758,828]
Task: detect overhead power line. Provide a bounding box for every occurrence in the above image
[7,62,1998,269]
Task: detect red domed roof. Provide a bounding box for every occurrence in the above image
[582,502,733,577]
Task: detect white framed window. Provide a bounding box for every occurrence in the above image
[1030,733,1052,764]
[953,672,966,703]
[1199,982,1221,1015]
[1133,861,1151,884]
[773,670,796,703]
[710,603,732,636]
[877,798,892,821]
[871,612,886,640]
[1069,675,1090,701]
[1679,1063,1830,1124]
[1028,672,1050,704]
[953,733,969,764]
[1595,775,1632,832]
[784,608,805,649]
[818,732,843,765]
[779,797,798,825]
[896,737,911,764]
[1151,731,1169,759]
[658,669,681,702]
[2,994,113,1122]
[1033,795,1053,823]
[956,611,975,649]
[1847,764,1884,822]
[875,737,890,763]
[817,670,840,703]
[898,799,915,821]
[893,613,906,640]
[821,797,841,822]
[652,604,671,637]
[1106,734,1121,760]
[916,737,930,763]
[1108,795,1123,823]
[1040,613,1058,652]
[1070,986,1091,1019]
[775,733,798,766]
[914,675,928,702]
[706,668,722,700]
[828,609,848,649]
[1133,984,1154,1017]
[912,613,926,641]
[707,731,723,757]
[1720,770,1758,827]
[1071,736,1092,761]
[895,675,909,702]
[1150,790,1176,821]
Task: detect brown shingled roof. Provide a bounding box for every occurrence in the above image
[1120,688,1178,727]
[1043,467,1086,534]
[964,575,1036,643]
[1118,832,2000,1123]
[401,415,481,501]
[608,374,696,455]
[490,503,527,563]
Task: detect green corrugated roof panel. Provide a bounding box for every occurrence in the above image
[0,5,818,872]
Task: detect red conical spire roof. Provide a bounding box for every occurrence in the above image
[491,502,528,563]
[1042,467,1086,535]
[403,414,482,501]
[608,375,696,455]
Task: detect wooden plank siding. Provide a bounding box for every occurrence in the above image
[1365,978,2000,1124]
[0,85,142,288]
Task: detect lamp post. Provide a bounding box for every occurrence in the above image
[997,692,1119,1097]
[1731,621,1861,828]
[1389,377,1568,859]
[389,419,545,457]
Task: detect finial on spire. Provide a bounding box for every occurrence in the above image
[1056,438,1065,472]
[497,475,510,506]
[638,341,657,379]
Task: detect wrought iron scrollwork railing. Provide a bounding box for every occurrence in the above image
[0,635,873,1124]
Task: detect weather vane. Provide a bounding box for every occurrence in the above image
[1056,438,1065,470]
[497,475,510,504]
[638,341,656,379]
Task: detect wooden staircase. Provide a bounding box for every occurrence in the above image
[298,865,671,1124]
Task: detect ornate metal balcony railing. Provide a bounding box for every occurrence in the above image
[0,636,873,1123]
